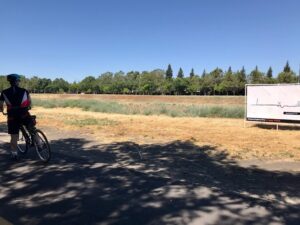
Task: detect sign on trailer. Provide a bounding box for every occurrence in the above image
[246,84,300,124]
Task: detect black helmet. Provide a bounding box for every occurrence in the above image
[7,74,21,83]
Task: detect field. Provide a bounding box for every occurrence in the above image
[32,94,245,105]
[31,94,244,118]
[23,94,300,161]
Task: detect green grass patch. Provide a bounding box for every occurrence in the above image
[32,98,244,119]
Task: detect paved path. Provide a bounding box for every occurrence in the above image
[0,126,299,225]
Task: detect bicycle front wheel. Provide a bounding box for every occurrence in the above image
[34,129,51,163]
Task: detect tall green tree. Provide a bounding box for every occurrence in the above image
[138,71,164,95]
[98,72,114,93]
[187,76,200,95]
[201,74,213,95]
[69,82,79,93]
[210,68,223,95]
[266,66,275,84]
[161,79,174,95]
[112,71,126,94]
[267,67,273,79]
[277,63,297,83]
[79,76,98,93]
[235,67,247,94]
[174,77,188,95]
[125,71,140,94]
[150,69,165,94]
[238,67,246,83]
[166,64,173,79]
[189,68,195,78]
[249,66,264,84]
[49,78,69,93]
[284,61,291,73]
[201,69,206,78]
[28,76,40,93]
[177,68,184,78]
[227,66,232,74]
[38,78,52,93]
[221,67,236,95]
[277,71,297,83]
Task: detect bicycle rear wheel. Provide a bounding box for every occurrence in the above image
[34,129,51,163]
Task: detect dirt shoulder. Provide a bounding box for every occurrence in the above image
[2,119,299,172]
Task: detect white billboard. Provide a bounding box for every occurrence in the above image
[246,84,300,124]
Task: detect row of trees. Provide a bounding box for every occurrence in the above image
[0,62,299,95]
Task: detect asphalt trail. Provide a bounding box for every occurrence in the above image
[0,126,299,225]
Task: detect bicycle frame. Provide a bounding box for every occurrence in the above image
[2,109,37,149]
[20,125,33,146]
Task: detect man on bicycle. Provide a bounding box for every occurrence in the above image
[0,74,32,159]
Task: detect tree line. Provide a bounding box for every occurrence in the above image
[0,62,299,95]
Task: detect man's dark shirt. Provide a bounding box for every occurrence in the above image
[0,86,30,116]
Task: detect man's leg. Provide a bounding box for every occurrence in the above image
[10,134,19,158]
[7,116,20,159]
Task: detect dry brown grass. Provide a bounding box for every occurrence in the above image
[9,106,298,161]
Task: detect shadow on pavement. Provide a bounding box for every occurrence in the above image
[0,137,299,225]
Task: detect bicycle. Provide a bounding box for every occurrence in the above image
[2,110,51,163]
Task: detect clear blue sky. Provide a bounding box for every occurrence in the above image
[1,0,300,82]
